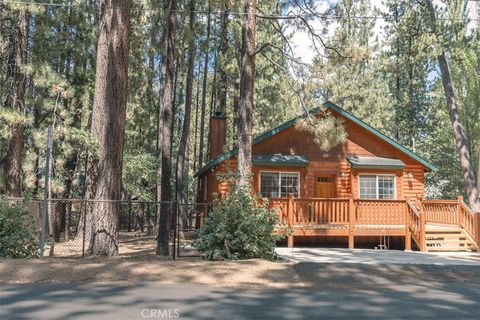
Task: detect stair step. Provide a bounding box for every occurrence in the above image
[426,236,467,240]
[428,248,477,252]
[427,242,475,247]
[425,239,473,245]
[426,229,462,233]
[426,233,464,237]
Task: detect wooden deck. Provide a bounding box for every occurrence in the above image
[272,196,480,252]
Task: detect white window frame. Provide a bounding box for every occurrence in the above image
[358,174,396,199]
[259,171,301,198]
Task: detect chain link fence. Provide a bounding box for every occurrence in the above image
[5,198,211,258]
[173,203,211,258]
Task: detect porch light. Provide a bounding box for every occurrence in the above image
[340,172,347,181]
[407,172,414,182]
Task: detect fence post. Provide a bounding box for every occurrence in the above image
[82,200,86,257]
[475,212,480,248]
[146,202,152,235]
[287,194,294,248]
[40,125,53,258]
[172,201,178,260]
[405,200,411,251]
[127,198,132,232]
[457,196,463,227]
[419,199,426,252]
[348,195,355,249]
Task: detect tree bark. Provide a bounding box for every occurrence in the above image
[216,2,230,114]
[5,9,29,197]
[198,1,211,168]
[192,62,201,173]
[176,0,196,232]
[237,0,257,187]
[437,53,479,211]
[156,0,178,256]
[85,0,132,256]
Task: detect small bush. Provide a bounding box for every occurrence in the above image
[194,174,288,260]
[0,200,39,258]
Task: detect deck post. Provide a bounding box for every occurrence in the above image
[404,200,411,251]
[457,196,463,226]
[419,198,426,252]
[475,212,480,248]
[348,195,355,249]
[287,194,294,248]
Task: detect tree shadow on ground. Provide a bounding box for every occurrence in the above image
[1,260,479,319]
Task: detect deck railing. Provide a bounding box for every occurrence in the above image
[458,199,479,246]
[422,199,459,225]
[406,200,424,251]
[272,195,479,251]
[355,199,406,226]
[268,198,289,222]
[293,198,350,225]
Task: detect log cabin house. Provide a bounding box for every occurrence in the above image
[195,101,479,252]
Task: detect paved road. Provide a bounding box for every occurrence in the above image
[275,247,480,265]
[1,280,479,320]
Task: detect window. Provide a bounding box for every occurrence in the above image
[359,175,395,199]
[359,175,377,199]
[378,176,395,199]
[260,172,300,198]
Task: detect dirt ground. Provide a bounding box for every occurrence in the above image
[0,257,299,288]
[1,255,479,290]
[2,233,479,289]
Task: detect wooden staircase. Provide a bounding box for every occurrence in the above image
[425,225,479,252]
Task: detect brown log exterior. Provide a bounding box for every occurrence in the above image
[196,104,478,251]
[197,107,429,204]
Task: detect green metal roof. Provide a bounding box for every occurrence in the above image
[252,154,309,167]
[194,101,437,177]
[347,156,405,170]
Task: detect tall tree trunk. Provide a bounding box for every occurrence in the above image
[5,9,29,197]
[437,54,479,210]
[176,0,196,233]
[216,2,229,114]
[192,63,201,173]
[237,0,256,187]
[85,0,132,256]
[198,1,211,168]
[156,0,177,256]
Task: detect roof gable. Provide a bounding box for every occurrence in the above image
[195,101,437,177]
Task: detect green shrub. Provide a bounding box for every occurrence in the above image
[193,174,289,260]
[0,200,39,258]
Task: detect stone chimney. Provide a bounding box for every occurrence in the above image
[209,112,227,160]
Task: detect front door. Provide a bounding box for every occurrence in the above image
[315,176,335,198]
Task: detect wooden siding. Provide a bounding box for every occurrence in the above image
[198,109,428,201]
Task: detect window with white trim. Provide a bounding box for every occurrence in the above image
[260,172,300,198]
[359,175,395,199]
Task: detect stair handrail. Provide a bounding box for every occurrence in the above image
[407,200,425,251]
[458,198,479,247]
